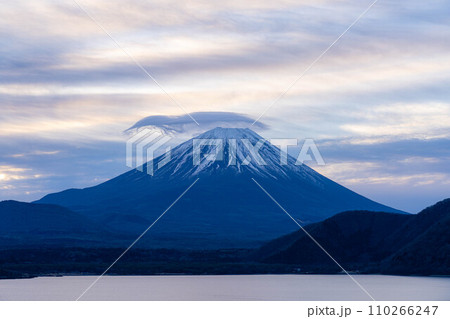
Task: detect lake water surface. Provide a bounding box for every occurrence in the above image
[1,275,449,301]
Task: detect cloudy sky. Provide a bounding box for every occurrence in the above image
[1,0,449,212]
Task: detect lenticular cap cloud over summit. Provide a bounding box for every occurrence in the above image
[125,111,269,135]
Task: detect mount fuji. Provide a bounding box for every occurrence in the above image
[36,127,403,249]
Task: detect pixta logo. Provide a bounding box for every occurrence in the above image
[126,131,325,176]
[126,129,172,176]
[192,138,325,166]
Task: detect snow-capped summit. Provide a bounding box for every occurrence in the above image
[148,127,321,182]
[194,127,260,140]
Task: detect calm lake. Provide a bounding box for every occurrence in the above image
[1,275,449,301]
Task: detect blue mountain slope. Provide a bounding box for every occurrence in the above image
[0,200,112,247]
[36,127,404,248]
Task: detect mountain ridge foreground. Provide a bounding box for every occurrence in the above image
[0,198,448,279]
[35,127,403,249]
[256,198,450,275]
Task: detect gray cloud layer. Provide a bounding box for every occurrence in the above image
[1,0,449,212]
